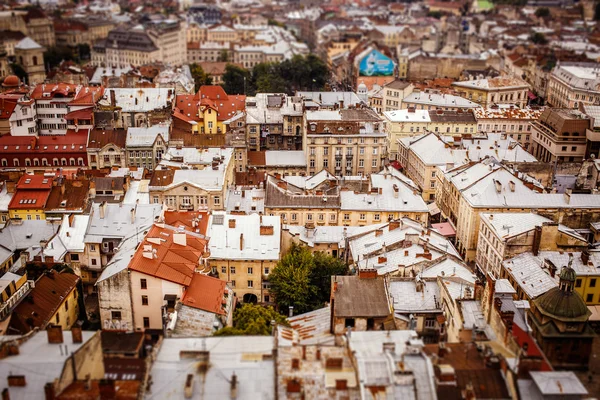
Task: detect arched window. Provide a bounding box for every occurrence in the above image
[1,159,7,167]
[78,158,84,166]
[42,158,48,166]
[13,159,19,167]
[61,158,67,166]
[69,158,75,166]
[25,158,31,167]
[53,158,59,166]
[33,158,39,166]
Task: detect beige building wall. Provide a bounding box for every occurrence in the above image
[206,259,276,304]
[130,270,185,331]
[305,135,386,176]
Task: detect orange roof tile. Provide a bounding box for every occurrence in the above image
[181,273,228,315]
[10,271,79,333]
[128,225,207,286]
[30,83,78,100]
[163,211,209,235]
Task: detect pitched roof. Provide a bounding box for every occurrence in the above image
[0,94,21,120]
[10,271,79,332]
[332,275,390,317]
[128,225,207,286]
[181,273,228,315]
[87,128,127,149]
[15,37,43,50]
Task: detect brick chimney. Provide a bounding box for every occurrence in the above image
[359,269,377,279]
[239,233,244,250]
[46,325,63,344]
[229,219,236,228]
[71,327,83,344]
[389,221,400,231]
[260,225,274,235]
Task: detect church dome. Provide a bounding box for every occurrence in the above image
[533,266,590,322]
[357,81,367,93]
[2,75,20,88]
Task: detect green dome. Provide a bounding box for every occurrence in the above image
[534,287,590,322]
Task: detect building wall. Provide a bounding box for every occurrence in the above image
[8,208,46,221]
[305,135,386,177]
[382,83,414,112]
[130,270,185,331]
[48,285,79,330]
[385,118,430,159]
[207,259,276,304]
[476,118,534,149]
[87,145,127,170]
[98,269,134,331]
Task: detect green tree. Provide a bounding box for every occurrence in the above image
[189,63,213,92]
[535,7,550,18]
[530,32,548,45]
[218,49,229,62]
[222,63,252,95]
[43,46,77,70]
[214,303,287,336]
[269,243,349,314]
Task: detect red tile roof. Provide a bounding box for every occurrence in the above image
[0,94,22,120]
[128,225,207,286]
[57,380,140,400]
[70,86,104,106]
[87,128,127,149]
[8,189,51,210]
[64,108,93,120]
[181,273,228,315]
[10,271,80,333]
[30,83,78,100]
[163,211,209,235]
[16,174,54,189]
[174,86,245,123]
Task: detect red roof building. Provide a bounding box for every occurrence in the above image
[8,174,54,217]
[0,131,88,169]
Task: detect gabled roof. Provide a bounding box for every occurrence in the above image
[128,224,207,286]
[332,274,390,317]
[87,128,127,149]
[181,273,228,315]
[10,271,79,333]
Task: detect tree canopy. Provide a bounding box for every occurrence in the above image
[221,54,330,96]
[189,63,213,92]
[535,7,550,18]
[530,32,548,45]
[268,243,348,315]
[214,303,287,336]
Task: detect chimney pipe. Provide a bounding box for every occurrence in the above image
[239,233,244,250]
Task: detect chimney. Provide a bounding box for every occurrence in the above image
[375,229,383,237]
[392,184,399,198]
[389,221,400,231]
[7,376,25,387]
[99,380,116,400]
[241,190,245,198]
[532,226,542,256]
[110,89,116,108]
[89,180,96,198]
[5,181,15,194]
[582,248,590,265]
[260,225,274,235]
[44,383,55,400]
[184,375,194,399]
[508,180,515,192]
[71,327,83,343]
[130,207,136,224]
[548,262,557,278]
[173,233,187,246]
[2,388,9,400]
[99,201,106,219]
[494,180,502,193]
[229,219,236,228]
[358,269,377,279]
[230,373,238,400]
[239,233,244,250]
[378,256,387,264]
[46,325,63,344]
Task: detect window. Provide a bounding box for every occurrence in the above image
[213,196,221,205]
[56,314,60,324]
[247,280,254,288]
[372,160,377,167]
[230,266,236,274]
[576,279,583,287]
[141,279,147,289]
[143,317,150,328]
[359,213,366,220]
[318,213,324,221]
[587,293,593,302]
[359,159,364,167]
[330,214,336,221]
[153,196,159,204]
[111,311,121,320]
[231,280,236,287]
[307,214,313,221]
[91,258,97,266]
[374,214,380,221]
[221,266,226,274]
[291,213,297,221]
[142,295,149,305]
[591,278,597,288]
[248,267,253,274]
[344,213,350,220]
[65,300,69,311]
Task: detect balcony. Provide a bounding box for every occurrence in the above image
[335,154,343,161]
[335,165,342,171]
[346,153,353,160]
[179,203,194,210]
[0,280,35,320]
